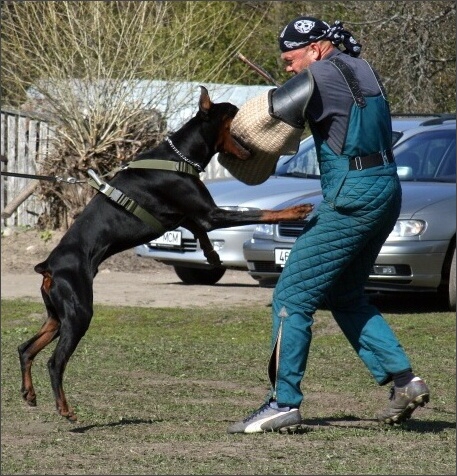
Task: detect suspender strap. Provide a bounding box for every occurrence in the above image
[87,170,166,233]
[329,57,366,108]
[362,59,388,100]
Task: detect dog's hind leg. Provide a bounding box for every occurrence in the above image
[18,315,60,407]
[48,321,89,421]
[19,269,93,421]
[18,274,60,408]
[46,279,94,421]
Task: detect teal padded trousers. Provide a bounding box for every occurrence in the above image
[267,97,412,408]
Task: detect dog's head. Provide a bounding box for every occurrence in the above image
[198,86,251,161]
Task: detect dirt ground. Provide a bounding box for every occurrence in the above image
[1,227,274,308]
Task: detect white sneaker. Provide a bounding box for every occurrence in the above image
[227,401,302,434]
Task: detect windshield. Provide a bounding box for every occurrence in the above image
[394,128,456,183]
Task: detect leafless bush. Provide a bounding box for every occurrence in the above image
[2,1,267,228]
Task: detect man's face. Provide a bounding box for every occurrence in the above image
[280,45,317,74]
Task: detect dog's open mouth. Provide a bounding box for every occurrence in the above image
[231,135,251,160]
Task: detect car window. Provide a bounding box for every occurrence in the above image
[274,123,421,179]
[394,129,456,182]
[439,141,456,178]
[391,130,402,144]
[274,126,455,182]
[274,137,320,177]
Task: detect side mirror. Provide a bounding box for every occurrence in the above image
[397,166,414,180]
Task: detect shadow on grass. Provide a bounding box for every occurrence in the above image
[69,416,455,435]
[68,418,161,433]
[169,281,450,312]
[367,292,450,314]
[300,415,455,434]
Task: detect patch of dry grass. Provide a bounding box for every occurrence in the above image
[1,299,455,475]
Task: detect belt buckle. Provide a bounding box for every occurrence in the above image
[382,150,389,165]
[354,156,362,170]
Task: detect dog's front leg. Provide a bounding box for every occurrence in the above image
[182,220,222,266]
[201,203,314,230]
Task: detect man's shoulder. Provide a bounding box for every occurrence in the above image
[311,53,374,79]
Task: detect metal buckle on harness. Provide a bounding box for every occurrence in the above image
[109,188,123,202]
[381,150,389,165]
[87,169,109,192]
[175,162,186,173]
[354,156,363,170]
[105,188,137,213]
[117,195,137,213]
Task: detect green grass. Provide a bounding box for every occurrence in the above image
[1,299,455,475]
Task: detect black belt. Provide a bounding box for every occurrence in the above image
[349,149,394,170]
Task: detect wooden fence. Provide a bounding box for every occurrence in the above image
[1,107,56,228]
[0,108,232,230]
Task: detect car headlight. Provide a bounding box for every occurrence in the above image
[388,219,426,238]
[253,224,274,239]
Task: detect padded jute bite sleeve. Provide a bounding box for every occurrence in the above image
[218,69,314,185]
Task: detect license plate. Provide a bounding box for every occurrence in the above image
[149,231,182,247]
[275,248,290,267]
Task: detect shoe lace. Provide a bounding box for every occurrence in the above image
[243,403,271,423]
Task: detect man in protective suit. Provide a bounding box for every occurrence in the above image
[227,16,430,434]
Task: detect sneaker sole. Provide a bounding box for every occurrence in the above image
[278,424,301,434]
[258,424,301,434]
[382,393,430,425]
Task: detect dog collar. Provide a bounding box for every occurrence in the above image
[165,137,204,173]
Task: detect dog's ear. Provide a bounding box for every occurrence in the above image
[198,85,212,119]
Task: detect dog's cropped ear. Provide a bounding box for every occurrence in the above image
[198,85,212,119]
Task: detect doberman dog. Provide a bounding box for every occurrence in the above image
[18,86,313,421]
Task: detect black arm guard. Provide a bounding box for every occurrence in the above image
[268,69,314,129]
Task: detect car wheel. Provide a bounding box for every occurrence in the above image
[448,248,456,312]
[173,266,226,285]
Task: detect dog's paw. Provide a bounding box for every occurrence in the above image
[289,203,314,219]
[206,249,222,266]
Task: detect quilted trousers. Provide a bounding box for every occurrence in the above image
[268,170,412,408]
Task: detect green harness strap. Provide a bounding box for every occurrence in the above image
[87,159,200,232]
[126,159,200,177]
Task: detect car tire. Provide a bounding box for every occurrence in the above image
[448,248,456,312]
[173,265,226,285]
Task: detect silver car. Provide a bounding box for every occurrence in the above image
[134,114,449,285]
[243,121,456,311]
[134,135,321,284]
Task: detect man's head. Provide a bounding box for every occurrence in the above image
[278,17,362,74]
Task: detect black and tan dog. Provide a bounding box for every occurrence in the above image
[18,86,313,421]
